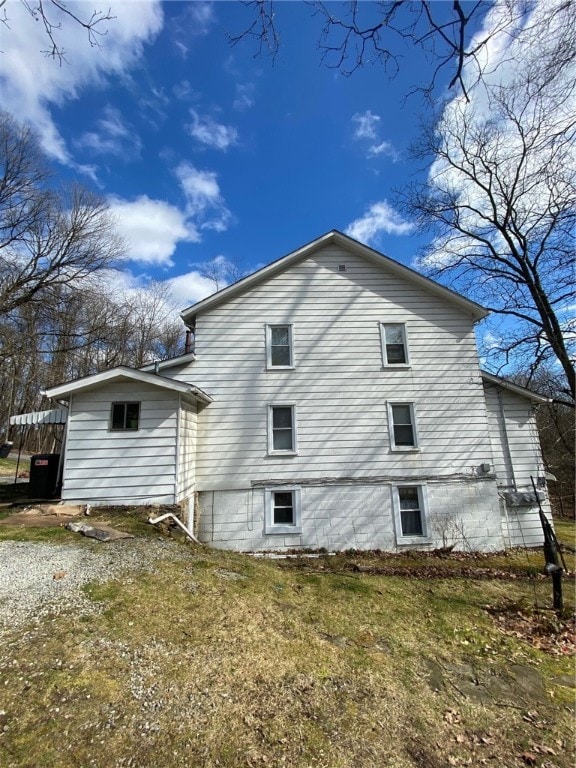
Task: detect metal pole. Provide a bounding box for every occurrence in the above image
[13,426,26,487]
[532,476,563,612]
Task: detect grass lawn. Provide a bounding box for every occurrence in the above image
[0,457,21,478]
[0,516,574,768]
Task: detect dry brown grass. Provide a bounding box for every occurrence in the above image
[0,530,574,768]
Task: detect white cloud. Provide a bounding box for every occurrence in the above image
[367,141,399,162]
[175,161,232,232]
[346,201,415,245]
[75,105,142,159]
[0,0,163,165]
[173,80,196,100]
[233,83,255,111]
[187,110,238,151]
[106,160,233,266]
[167,271,219,307]
[108,195,199,266]
[351,110,399,161]
[352,110,380,140]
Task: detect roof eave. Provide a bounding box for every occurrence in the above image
[44,366,212,404]
[481,372,550,403]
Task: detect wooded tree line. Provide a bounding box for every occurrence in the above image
[0,112,185,452]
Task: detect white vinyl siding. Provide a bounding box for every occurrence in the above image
[266,324,294,368]
[170,244,493,492]
[380,323,409,366]
[483,382,550,547]
[62,382,179,505]
[177,398,197,502]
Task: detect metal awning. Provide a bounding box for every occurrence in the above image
[9,408,68,426]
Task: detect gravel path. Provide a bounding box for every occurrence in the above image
[0,538,187,635]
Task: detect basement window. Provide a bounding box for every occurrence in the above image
[110,402,140,431]
[393,485,429,544]
[264,487,302,534]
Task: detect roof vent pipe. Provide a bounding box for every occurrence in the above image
[154,361,160,375]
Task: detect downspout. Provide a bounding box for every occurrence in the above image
[174,394,181,505]
[496,388,515,548]
[148,511,201,544]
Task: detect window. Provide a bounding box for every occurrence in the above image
[388,402,418,450]
[266,324,293,368]
[380,323,409,366]
[110,402,140,431]
[268,405,297,454]
[393,485,428,541]
[264,487,302,534]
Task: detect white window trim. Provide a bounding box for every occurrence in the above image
[379,322,411,368]
[267,404,298,456]
[266,323,295,370]
[109,401,141,432]
[264,486,302,535]
[387,401,419,452]
[392,484,430,545]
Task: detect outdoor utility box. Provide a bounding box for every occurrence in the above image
[29,454,60,498]
[0,442,12,459]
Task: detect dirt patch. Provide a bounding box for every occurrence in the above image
[0,503,86,527]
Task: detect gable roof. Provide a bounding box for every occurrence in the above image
[44,366,213,404]
[180,230,488,325]
[481,372,550,403]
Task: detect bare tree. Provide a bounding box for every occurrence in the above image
[0,113,125,322]
[0,0,114,64]
[230,1,528,100]
[404,2,575,399]
[198,255,244,292]
[508,367,575,517]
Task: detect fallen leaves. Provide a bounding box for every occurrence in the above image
[485,605,576,656]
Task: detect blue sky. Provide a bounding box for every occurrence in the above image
[2,0,483,307]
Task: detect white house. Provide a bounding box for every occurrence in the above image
[44,231,551,552]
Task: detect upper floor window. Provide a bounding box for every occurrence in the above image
[268,405,297,454]
[388,402,418,450]
[380,323,409,366]
[266,324,294,368]
[110,402,140,431]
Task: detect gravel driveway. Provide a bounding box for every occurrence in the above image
[0,538,187,635]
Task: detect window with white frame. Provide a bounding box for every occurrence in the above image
[388,402,418,450]
[380,323,409,366]
[268,405,297,454]
[110,402,140,431]
[266,324,294,368]
[393,485,428,540]
[264,487,302,534]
